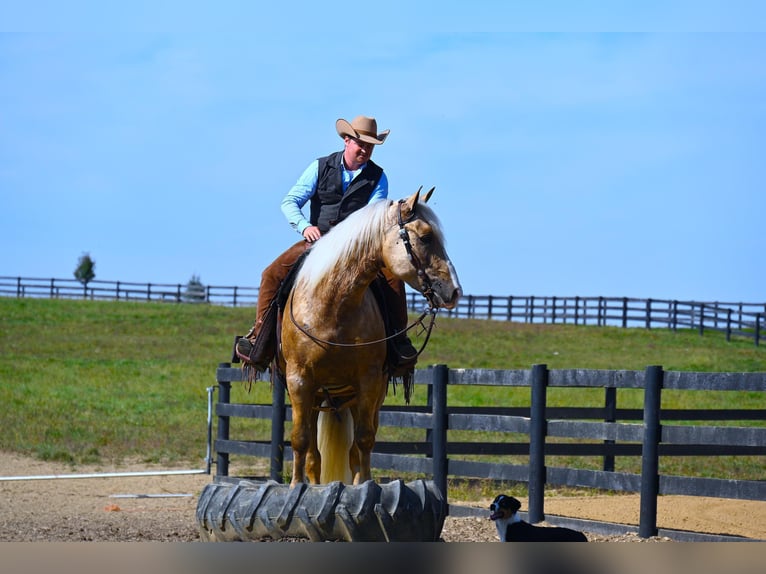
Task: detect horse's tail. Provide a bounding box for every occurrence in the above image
[317,404,354,484]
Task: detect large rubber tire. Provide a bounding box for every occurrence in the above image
[196,479,446,542]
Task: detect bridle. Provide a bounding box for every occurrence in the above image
[287,198,440,356]
[396,199,439,310]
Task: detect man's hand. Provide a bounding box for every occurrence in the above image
[302,226,322,243]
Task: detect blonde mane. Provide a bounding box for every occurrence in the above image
[297,199,392,292]
[296,197,445,294]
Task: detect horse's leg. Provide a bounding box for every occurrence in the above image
[351,390,385,485]
[352,422,374,485]
[287,383,314,487]
[348,442,360,482]
[289,421,308,486]
[305,406,321,484]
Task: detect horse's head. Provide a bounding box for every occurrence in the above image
[384,187,462,310]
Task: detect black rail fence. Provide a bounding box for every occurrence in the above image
[212,363,766,541]
[2,276,763,345]
[432,294,764,346]
[0,275,260,307]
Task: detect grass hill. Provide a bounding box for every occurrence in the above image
[1,298,763,470]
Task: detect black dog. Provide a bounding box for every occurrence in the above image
[489,494,587,542]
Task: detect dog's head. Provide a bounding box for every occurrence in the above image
[489,494,522,521]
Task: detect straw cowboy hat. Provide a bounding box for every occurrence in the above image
[336,115,390,145]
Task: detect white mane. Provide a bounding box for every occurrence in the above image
[296,197,446,294]
[297,199,391,292]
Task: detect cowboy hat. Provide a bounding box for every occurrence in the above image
[336,115,390,145]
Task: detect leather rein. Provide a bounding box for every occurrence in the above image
[288,199,440,356]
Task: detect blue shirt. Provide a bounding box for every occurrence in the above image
[281,156,389,235]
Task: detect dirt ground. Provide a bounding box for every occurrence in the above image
[1,451,764,542]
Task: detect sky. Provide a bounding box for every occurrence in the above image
[1,2,765,304]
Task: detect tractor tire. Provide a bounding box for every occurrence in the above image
[196,478,446,542]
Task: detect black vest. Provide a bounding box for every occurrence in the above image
[309,151,384,233]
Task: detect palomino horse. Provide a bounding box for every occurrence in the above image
[279,188,461,486]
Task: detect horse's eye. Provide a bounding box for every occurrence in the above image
[419,234,433,246]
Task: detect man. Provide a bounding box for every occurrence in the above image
[236,115,417,378]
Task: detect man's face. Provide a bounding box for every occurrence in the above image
[344,136,374,169]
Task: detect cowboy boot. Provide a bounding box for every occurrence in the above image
[371,272,419,379]
[386,284,418,378]
[235,301,278,372]
[235,239,310,372]
[389,333,418,379]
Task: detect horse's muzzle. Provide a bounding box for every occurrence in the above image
[430,285,461,310]
[441,287,462,309]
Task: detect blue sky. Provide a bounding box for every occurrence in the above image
[1,2,764,303]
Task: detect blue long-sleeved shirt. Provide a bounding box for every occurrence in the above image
[280,156,389,235]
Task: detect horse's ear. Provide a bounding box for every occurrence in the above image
[423,186,435,203]
[401,188,421,219]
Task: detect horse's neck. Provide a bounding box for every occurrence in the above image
[296,219,387,311]
[312,261,380,310]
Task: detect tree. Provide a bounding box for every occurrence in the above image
[74,252,96,298]
[182,273,206,303]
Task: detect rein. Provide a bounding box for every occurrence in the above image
[289,291,438,358]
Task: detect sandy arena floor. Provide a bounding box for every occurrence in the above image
[1,451,764,542]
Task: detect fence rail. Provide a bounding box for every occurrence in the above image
[2,275,763,345]
[427,294,765,346]
[0,275,259,307]
[212,363,766,540]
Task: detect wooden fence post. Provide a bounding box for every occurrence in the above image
[431,364,449,504]
[216,363,231,478]
[603,386,617,472]
[672,300,678,332]
[622,297,628,328]
[270,371,286,482]
[726,309,732,342]
[645,299,652,329]
[639,365,663,538]
[528,364,548,523]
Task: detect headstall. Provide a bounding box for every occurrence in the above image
[396,199,438,310]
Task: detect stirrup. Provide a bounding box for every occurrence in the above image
[234,336,270,372]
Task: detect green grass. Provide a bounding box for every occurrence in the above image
[1,298,763,487]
